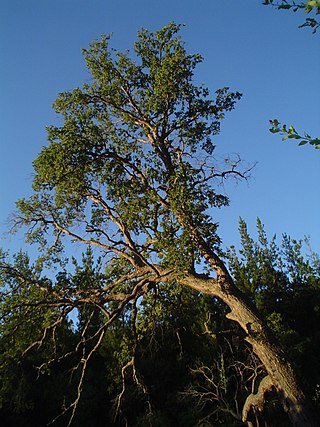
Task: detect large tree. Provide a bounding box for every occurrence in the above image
[9,23,318,425]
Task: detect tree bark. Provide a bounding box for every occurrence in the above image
[180,273,319,427]
[242,375,273,424]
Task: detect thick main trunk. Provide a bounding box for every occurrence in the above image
[181,273,319,427]
[172,205,319,424]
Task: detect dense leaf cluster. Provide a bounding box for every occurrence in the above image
[15,23,244,274]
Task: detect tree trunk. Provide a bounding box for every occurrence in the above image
[181,273,319,427]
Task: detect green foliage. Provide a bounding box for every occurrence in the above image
[262,0,320,32]
[0,251,77,426]
[269,119,320,149]
[0,249,121,426]
[227,219,320,398]
[264,3,319,155]
[15,22,243,274]
[1,222,320,425]
[4,21,319,426]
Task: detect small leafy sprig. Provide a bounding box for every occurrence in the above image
[262,1,320,32]
[269,119,320,149]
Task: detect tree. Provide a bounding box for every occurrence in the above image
[8,23,319,425]
[0,249,121,427]
[184,219,320,426]
[227,218,320,401]
[0,250,78,426]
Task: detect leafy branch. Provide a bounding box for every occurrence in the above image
[269,119,320,149]
[262,0,320,32]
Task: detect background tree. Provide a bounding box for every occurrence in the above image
[0,250,77,426]
[227,219,320,405]
[2,222,319,426]
[3,23,318,425]
[183,219,320,426]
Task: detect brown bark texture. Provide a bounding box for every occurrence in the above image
[171,206,319,426]
[181,271,319,427]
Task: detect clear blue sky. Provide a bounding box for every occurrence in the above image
[1,0,319,259]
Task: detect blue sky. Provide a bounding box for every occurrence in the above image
[1,0,319,259]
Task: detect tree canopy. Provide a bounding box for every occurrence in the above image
[16,23,244,273]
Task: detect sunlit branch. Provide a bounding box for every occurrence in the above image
[50,217,139,266]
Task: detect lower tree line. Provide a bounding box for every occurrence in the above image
[1,219,319,426]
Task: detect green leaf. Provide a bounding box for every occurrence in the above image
[279,4,293,9]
